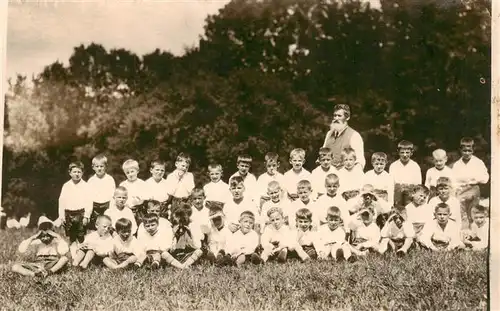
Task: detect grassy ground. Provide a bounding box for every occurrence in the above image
[0,229,488,311]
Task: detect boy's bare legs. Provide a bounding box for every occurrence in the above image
[398,238,413,255]
[161,251,184,269]
[69,242,79,259]
[11,264,36,277]
[72,249,86,266]
[183,249,203,268]
[50,256,69,273]
[378,238,389,254]
[289,245,310,262]
[79,250,95,269]
[234,254,246,267]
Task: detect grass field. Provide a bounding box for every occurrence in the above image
[0,228,488,311]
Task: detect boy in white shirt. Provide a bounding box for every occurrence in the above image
[347,184,391,228]
[222,211,260,266]
[205,207,233,265]
[144,160,170,218]
[105,186,138,234]
[260,181,293,230]
[425,149,455,198]
[364,152,394,205]
[419,203,464,251]
[389,140,422,209]
[311,147,337,198]
[316,206,352,261]
[259,207,297,263]
[225,176,259,233]
[166,153,195,210]
[58,161,92,258]
[12,217,69,277]
[338,147,365,201]
[348,208,381,257]
[229,155,258,201]
[291,180,319,228]
[103,218,141,269]
[283,148,311,201]
[462,205,488,251]
[136,213,173,269]
[290,208,318,260]
[453,137,489,228]
[136,200,173,238]
[119,159,147,210]
[87,154,116,231]
[257,152,285,206]
[203,164,231,206]
[404,185,431,237]
[315,173,348,226]
[428,177,462,229]
[72,215,114,269]
[378,213,415,256]
[190,188,211,235]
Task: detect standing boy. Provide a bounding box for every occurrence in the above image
[283,148,311,201]
[87,154,116,231]
[389,141,422,209]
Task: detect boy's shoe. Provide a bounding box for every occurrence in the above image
[151,261,160,270]
[277,249,288,263]
[347,255,357,263]
[251,253,263,265]
[396,250,406,257]
[34,269,48,278]
[335,249,345,262]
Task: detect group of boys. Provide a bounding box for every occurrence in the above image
[11,137,489,277]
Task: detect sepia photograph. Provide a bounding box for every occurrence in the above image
[0,0,493,310]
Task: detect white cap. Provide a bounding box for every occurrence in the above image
[37,216,53,227]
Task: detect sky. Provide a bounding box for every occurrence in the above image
[6,1,230,81]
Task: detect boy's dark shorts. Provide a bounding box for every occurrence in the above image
[20,255,60,272]
[64,209,85,243]
[89,202,110,230]
[169,247,196,264]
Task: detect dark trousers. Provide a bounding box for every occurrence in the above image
[64,209,85,243]
[89,202,110,230]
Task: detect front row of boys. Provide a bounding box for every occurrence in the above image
[13,177,488,276]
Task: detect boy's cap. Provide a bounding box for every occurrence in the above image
[436,177,452,186]
[358,208,373,216]
[37,216,53,227]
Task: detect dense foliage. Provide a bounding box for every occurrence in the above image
[2,0,491,223]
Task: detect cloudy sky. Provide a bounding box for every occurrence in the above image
[6,1,230,81]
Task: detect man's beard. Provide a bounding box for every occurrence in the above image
[330,121,347,132]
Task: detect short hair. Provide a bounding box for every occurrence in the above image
[325,173,340,184]
[176,153,191,166]
[436,177,452,187]
[326,206,341,217]
[289,148,306,160]
[143,213,159,224]
[371,152,388,162]
[397,140,414,150]
[432,149,447,159]
[318,147,332,159]
[297,180,312,191]
[38,221,54,231]
[69,161,84,172]
[460,137,475,148]
[334,104,351,119]
[229,176,245,188]
[208,163,223,172]
[146,200,161,210]
[239,211,255,222]
[150,159,166,169]
[267,206,284,218]
[122,159,139,172]
[237,155,252,165]
[191,188,205,198]
[341,147,356,160]
[267,180,281,191]
[413,185,430,195]
[115,186,128,195]
[434,202,450,212]
[92,154,108,166]
[96,214,112,225]
[296,208,312,221]
[265,152,279,164]
[115,218,132,232]
[173,203,192,226]
[472,205,487,215]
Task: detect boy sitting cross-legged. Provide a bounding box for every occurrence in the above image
[220,211,260,267]
[419,203,464,252]
[137,200,173,237]
[204,206,233,265]
[348,208,381,257]
[316,206,352,262]
[462,205,489,251]
[289,208,319,261]
[378,212,415,256]
[12,216,69,277]
[103,218,141,270]
[136,213,173,269]
[72,215,114,269]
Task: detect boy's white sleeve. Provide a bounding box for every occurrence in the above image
[403,222,416,239]
[83,183,93,219]
[448,222,463,249]
[56,238,70,255]
[365,226,381,248]
[380,222,390,239]
[424,169,432,189]
[241,231,259,255]
[260,228,273,253]
[476,160,489,184]
[414,164,422,185]
[128,210,138,234]
[18,238,39,254]
[350,131,365,169]
[58,183,68,220]
[419,222,434,248]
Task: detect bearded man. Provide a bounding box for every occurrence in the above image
[322,104,365,170]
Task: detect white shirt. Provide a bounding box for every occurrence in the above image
[291,199,320,228]
[224,197,259,226]
[165,170,195,198]
[315,194,349,224]
[363,170,394,204]
[137,227,173,252]
[316,225,347,252]
[18,236,69,257]
[310,166,339,196]
[428,196,462,228]
[420,219,462,249]
[425,166,455,189]
[229,172,258,199]
[323,128,366,169]
[207,224,233,254]
[292,229,318,247]
[256,172,286,199]
[104,204,138,234]
[144,177,169,202]
[260,198,293,229]
[405,202,433,225]
[283,168,311,196]
[119,179,147,207]
[58,179,93,219]
[111,235,141,257]
[137,217,172,238]
[191,205,211,234]
[381,220,415,240]
[469,220,489,249]
[338,167,365,194]
[452,156,489,187]
[226,229,259,256]
[261,225,294,252]
[82,231,114,257]
[87,174,116,204]
[203,180,231,203]
[349,222,381,248]
[389,159,422,185]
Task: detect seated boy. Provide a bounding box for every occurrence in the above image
[12,216,69,277]
[283,148,311,201]
[404,185,431,237]
[137,200,173,237]
[145,160,170,218]
[378,213,415,256]
[310,147,337,198]
[338,147,365,201]
[225,176,259,233]
[72,215,114,269]
[203,164,231,206]
[348,208,381,256]
[424,149,455,198]
[190,188,211,235]
[165,153,195,210]
[347,184,391,228]
[428,177,462,229]
[462,205,488,251]
[389,140,422,209]
[205,207,233,264]
[87,154,116,231]
[136,213,173,269]
[103,218,141,269]
[222,211,260,267]
[316,206,352,262]
[363,152,394,205]
[419,203,464,251]
[290,208,318,261]
[257,152,285,205]
[105,186,138,234]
